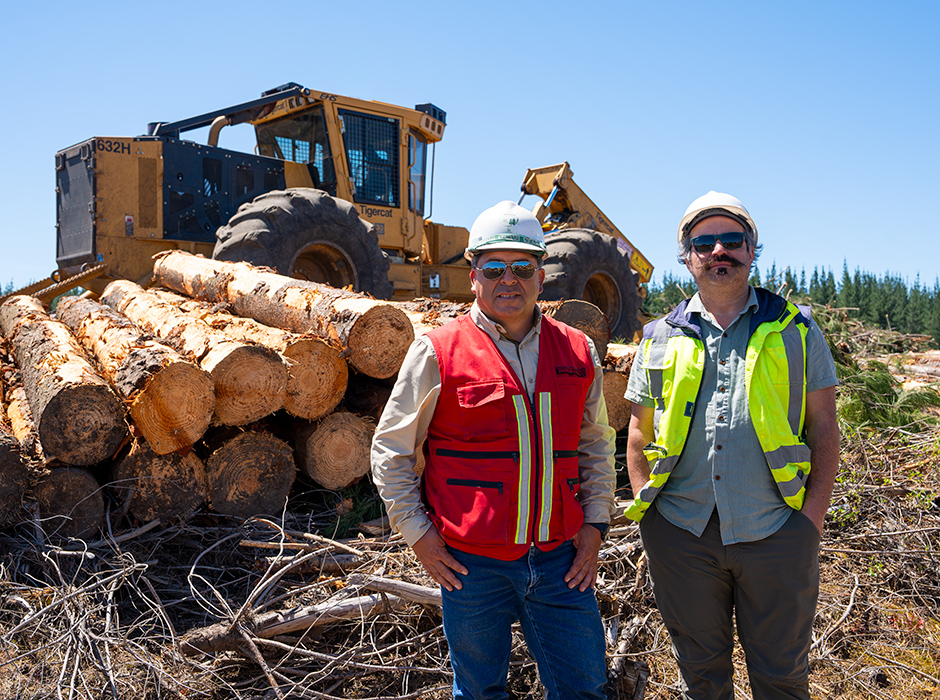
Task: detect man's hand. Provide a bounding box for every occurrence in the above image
[565,523,603,592]
[411,527,468,591]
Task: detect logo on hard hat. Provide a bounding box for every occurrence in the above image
[467,201,548,256]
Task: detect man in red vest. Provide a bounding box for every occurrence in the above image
[372,201,617,699]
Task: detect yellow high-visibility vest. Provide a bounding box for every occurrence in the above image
[626,289,811,522]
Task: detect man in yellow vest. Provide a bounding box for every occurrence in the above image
[625,191,840,699]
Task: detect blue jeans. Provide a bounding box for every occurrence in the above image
[440,542,607,700]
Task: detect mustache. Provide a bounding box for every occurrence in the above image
[705,254,745,269]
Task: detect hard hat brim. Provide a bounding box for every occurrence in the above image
[466,241,547,256]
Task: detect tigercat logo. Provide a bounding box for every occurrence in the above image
[359,205,393,218]
[555,366,587,377]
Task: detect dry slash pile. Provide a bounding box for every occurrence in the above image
[0,269,937,699]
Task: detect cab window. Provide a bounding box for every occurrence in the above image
[339,109,399,206]
[409,131,428,215]
[255,107,336,194]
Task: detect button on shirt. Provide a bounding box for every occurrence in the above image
[625,288,838,545]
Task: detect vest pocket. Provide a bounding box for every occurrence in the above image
[456,380,509,439]
[645,352,676,400]
[556,464,585,536]
[433,470,514,545]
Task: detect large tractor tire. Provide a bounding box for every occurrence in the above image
[213,189,394,300]
[540,229,642,342]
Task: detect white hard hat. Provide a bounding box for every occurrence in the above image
[678,191,758,244]
[466,201,547,257]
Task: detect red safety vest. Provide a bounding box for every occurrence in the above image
[423,314,593,560]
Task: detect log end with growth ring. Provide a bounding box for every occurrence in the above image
[129,360,216,454]
[40,383,128,466]
[344,305,415,379]
[206,344,288,426]
[296,411,376,490]
[282,338,349,421]
[602,369,631,433]
[206,431,296,518]
[112,440,209,522]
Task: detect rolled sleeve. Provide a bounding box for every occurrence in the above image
[624,339,654,407]
[805,318,839,393]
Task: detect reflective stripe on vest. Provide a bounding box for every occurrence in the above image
[512,394,532,544]
[510,391,560,544]
[745,304,811,508]
[625,294,810,522]
[537,391,554,542]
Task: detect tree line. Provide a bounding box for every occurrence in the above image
[641,262,940,346]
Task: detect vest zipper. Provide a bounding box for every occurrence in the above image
[435,448,521,460]
[446,478,504,495]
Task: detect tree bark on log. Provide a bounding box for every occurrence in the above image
[100,281,287,426]
[33,467,105,540]
[294,411,375,490]
[205,430,296,518]
[397,298,468,336]
[6,387,39,457]
[0,296,128,466]
[603,343,636,433]
[148,289,348,421]
[152,251,414,379]
[111,439,208,522]
[0,422,29,527]
[2,367,43,460]
[56,296,215,454]
[604,343,636,376]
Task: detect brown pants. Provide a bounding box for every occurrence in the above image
[640,506,820,700]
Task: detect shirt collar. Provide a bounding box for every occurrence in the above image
[687,286,759,327]
[469,301,543,344]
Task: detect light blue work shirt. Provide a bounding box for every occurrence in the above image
[625,288,838,545]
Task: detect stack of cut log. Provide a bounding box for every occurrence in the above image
[0,251,635,541]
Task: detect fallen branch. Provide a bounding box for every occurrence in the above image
[178,593,404,656]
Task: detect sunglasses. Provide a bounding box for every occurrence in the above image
[689,231,746,254]
[474,260,539,280]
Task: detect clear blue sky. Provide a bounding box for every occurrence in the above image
[3,1,938,293]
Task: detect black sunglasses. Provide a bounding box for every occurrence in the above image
[689,231,746,254]
[474,260,539,280]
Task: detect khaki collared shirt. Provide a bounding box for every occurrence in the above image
[371,302,617,547]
